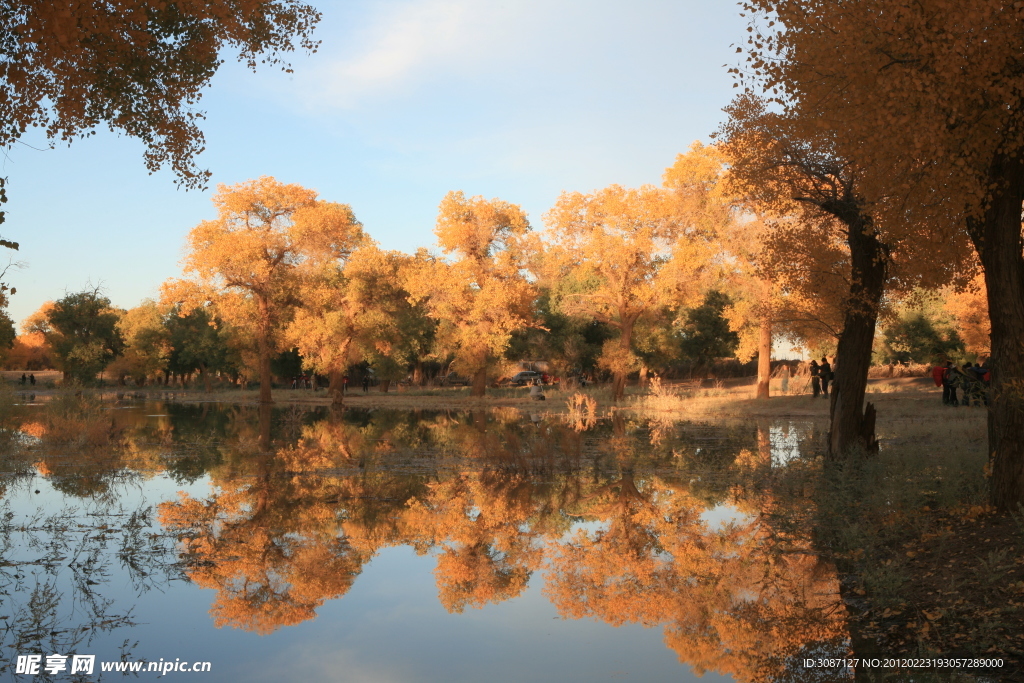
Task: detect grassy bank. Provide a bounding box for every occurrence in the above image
[808,446,1023,678]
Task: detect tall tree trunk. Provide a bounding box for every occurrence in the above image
[328,369,345,406]
[380,379,391,393]
[611,323,636,402]
[413,361,424,386]
[471,368,487,397]
[612,373,627,402]
[258,345,273,405]
[257,297,274,405]
[968,153,1024,512]
[202,366,212,393]
[827,213,887,458]
[756,316,772,399]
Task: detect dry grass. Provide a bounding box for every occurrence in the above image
[787,413,1024,675]
[868,362,932,379]
[564,391,598,431]
[0,370,62,387]
[36,391,119,447]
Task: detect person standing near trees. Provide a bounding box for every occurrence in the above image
[946,363,965,407]
[938,361,955,405]
[820,357,832,397]
[809,360,821,397]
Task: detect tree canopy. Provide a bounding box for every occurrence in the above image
[0,0,321,195]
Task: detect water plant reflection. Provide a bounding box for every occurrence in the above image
[0,497,178,679]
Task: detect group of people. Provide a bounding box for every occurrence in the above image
[932,361,990,407]
[808,357,833,398]
[19,373,35,386]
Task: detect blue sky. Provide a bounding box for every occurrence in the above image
[0,0,747,326]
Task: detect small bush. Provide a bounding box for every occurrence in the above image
[38,391,118,447]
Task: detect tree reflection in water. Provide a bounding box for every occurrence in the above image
[3,400,852,682]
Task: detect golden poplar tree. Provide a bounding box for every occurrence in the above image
[405,191,537,397]
[944,274,990,358]
[285,245,415,404]
[173,177,365,404]
[543,172,714,401]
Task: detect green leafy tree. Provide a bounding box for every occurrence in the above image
[877,313,963,366]
[166,305,237,391]
[0,309,16,363]
[107,299,170,385]
[505,288,614,381]
[677,291,740,367]
[30,289,124,383]
[875,294,965,365]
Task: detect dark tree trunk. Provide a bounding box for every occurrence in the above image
[968,153,1024,512]
[328,370,345,406]
[756,317,772,399]
[611,323,636,402]
[258,346,273,405]
[257,296,274,405]
[380,379,391,393]
[471,368,487,397]
[827,212,887,458]
[413,361,424,386]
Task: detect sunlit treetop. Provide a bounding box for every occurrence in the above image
[434,190,532,267]
[182,176,365,294]
[0,0,321,187]
[717,93,972,296]
[733,0,1024,222]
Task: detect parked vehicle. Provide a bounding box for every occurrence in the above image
[440,372,471,386]
[509,371,541,386]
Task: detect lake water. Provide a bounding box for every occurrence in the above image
[0,401,852,682]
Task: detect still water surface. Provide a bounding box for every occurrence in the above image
[0,402,850,682]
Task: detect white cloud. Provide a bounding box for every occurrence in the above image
[298,0,535,109]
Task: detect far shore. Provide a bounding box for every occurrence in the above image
[0,373,973,426]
